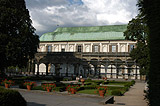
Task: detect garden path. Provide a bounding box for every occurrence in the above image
[107,82,148,106]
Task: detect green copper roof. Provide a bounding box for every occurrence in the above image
[40,25,127,42]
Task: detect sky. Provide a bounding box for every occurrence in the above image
[25,0,139,36]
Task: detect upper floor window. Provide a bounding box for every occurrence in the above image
[109,44,117,52]
[112,45,116,52]
[47,45,52,52]
[85,45,90,52]
[129,45,134,52]
[120,44,126,52]
[102,45,107,52]
[61,48,65,52]
[93,45,99,52]
[77,45,82,52]
[61,45,65,52]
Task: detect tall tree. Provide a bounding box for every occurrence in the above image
[138,0,160,106]
[124,13,149,77]
[0,0,39,74]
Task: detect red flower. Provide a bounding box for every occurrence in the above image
[42,83,56,91]
[1,79,14,86]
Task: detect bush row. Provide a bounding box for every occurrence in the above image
[0,87,26,106]
[111,90,123,96]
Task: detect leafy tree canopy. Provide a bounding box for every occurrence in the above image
[138,0,160,106]
[124,11,149,75]
[0,0,39,72]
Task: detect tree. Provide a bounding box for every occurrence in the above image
[124,13,149,76]
[0,0,39,74]
[138,0,160,106]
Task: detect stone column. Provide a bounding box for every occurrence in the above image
[116,66,119,79]
[37,63,39,75]
[94,65,97,76]
[98,64,101,78]
[76,64,79,76]
[111,64,113,78]
[45,63,48,75]
[73,64,77,75]
[55,64,60,76]
[66,63,68,77]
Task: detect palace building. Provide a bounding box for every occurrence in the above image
[34,25,140,79]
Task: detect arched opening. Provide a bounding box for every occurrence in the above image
[50,64,55,75]
[39,63,46,75]
[107,64,116,78]
[119,65,128,79]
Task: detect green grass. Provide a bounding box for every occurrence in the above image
[107,82,128,85]
[32,86,44,90]
[78,89,117,96]
[78,89,97,95]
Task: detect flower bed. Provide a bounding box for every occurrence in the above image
[97,86,108,97]
[1,79,14,88]
[24,81,36,90]
[66,85,80,94]
[41,83,56,92]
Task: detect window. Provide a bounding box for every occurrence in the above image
[61,45,65,52]
[93,45,99,52]
[77,45,82,52]
[61,48,65,52]
[120,44,126,52]
[102,45,107,52]
[92,45,99,52]
[112,45,116,52]
[47,45,52,52]
[129,45,134,52]
[85,45,90,52]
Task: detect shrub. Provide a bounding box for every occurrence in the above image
[1,79,14,86]
[54,82,67,87]
[79,85,98,90]
[102,81,109,84]
[84,82,92,85]
[131,80,135,85]
[24,81,36,87]
[19,82,26,89]
[85,78,92,82]
[41,83,56,91]
[92,80,104,85]
[124,83,131,88]
[124,87,129,91]
[107,86,124,90]
[97,86,107,91]
[32,86,44,90]
[56,87,66,92]
[66,85,80,92]
[111,90,122,96]
[0,88,26,106]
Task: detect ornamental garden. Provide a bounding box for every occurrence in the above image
[0,76,135,100]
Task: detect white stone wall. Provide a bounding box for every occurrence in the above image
[38,40,136,53]
[36,40,141,79]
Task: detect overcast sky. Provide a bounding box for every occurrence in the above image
[25,0,138,36]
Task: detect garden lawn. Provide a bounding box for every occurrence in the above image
[78,89,123,96]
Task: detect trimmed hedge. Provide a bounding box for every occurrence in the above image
[107,86,124,90]
[79,85,98,90]
[111,90,122,96]
[0,88,26,106]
